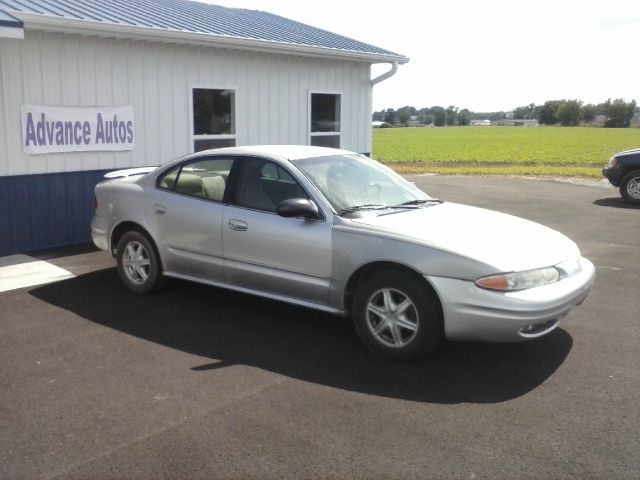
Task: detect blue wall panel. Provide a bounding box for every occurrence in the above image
[0,169,112,256]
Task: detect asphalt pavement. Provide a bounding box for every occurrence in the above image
[1,176,638,479]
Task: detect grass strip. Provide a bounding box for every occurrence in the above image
[385,163,603,178]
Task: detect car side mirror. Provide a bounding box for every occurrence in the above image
[276,198,320,220]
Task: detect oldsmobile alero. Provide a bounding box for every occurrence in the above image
[91,145,595,360]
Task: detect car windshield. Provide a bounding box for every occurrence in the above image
[293,154,431,213]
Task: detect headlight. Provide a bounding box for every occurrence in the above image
[607,156,619,167]
[475,267,560,291]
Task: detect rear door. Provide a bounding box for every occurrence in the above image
[222,157,333,305]
[144,156,235,281]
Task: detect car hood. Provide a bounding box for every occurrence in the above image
[616,148,640,158]
[348,202,579,272]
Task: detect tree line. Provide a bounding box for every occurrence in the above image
[373,106,471,127]
[373,98,638,128]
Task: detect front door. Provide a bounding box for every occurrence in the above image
[222,158,332,305]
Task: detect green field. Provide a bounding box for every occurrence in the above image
[372,126,640,177]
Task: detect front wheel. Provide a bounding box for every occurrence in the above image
[620,169,640,205]
[352,270,443,361]
[116,231,164,294]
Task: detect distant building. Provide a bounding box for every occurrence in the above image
[493,119,539,127]
[582,114,607,127]
[470,119,491,126]
[372,121,388,128]
[408,116,422,127]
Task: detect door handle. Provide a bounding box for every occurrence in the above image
[228,219,248,231]
[153,204,166,215]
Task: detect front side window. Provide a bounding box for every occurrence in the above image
[310,93,341,148]
[192,88,236,152]
[157,158,233,202]
[235,159,309,213]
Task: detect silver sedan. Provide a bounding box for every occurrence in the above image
[91,145,596,360]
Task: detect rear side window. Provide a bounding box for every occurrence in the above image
[158,166,180,191]
[157,158,234,202]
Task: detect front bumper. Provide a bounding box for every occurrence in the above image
[426,257,596,342]
[603,165,622,186]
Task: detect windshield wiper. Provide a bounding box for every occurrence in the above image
[339,200,443,216]
[374,199,444,217]
[395,199,443,206]
[339,204,389,215]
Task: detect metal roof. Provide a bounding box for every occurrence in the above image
[0,0,405,61]
[0,8,21,27]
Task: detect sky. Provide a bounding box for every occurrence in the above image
[206,0,639,112]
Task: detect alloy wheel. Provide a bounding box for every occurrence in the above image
[366,288,419,347]
[122,241,151,285]
[627,176,640,200]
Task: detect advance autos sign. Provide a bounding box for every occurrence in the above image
[21,105,135,155]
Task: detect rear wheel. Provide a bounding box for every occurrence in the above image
[353,270,443,361]
[620,169,640,204]
[116,231,164,294]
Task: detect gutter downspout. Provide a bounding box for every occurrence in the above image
[371,61,398,86]
[367,61,399,157]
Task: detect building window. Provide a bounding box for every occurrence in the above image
[192,88,236,152]
[310,93,340,148]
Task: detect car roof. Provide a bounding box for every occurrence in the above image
[195,145,356,161]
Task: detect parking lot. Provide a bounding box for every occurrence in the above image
[1,176,638,479]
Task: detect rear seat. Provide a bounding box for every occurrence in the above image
[202,175,226,201]
[173,174,204,196]
[159,172,226,202]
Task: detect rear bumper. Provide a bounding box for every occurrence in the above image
[426,257,596,342]
[90,215,110,252]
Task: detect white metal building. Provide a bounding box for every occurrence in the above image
[0,0,407,256]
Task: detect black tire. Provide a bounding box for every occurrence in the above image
[620,169,640,205]
[116,231,164,294]
[352,269,443,361]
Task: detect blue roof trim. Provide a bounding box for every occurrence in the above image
[0,8,22,28]
[0,0,403,58]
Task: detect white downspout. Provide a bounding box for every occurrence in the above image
[367,61,400,156]
[371,61,398,85]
